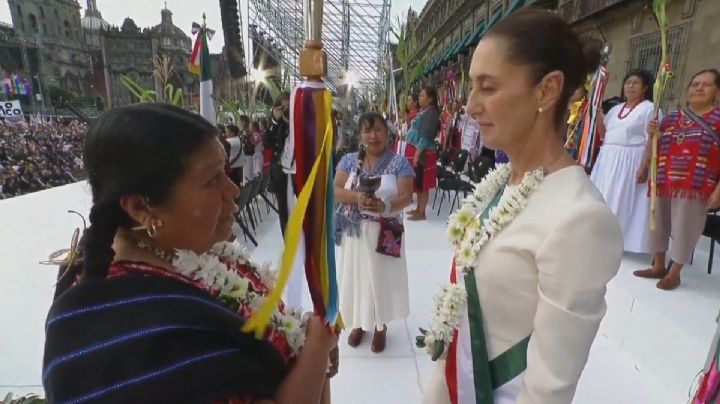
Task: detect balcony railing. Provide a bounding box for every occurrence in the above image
[558,0,630,23]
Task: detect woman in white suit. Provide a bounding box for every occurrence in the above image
[421,9,623,404]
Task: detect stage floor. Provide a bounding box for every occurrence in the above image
[1,182,718,403]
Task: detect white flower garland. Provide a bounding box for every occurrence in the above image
[172,241,306,355]
[420,164,545,360]
[416,284,467,360]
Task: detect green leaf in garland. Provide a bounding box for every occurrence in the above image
[431,339,445,361]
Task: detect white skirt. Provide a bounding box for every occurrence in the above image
[339,220,410,331]
[590,144,650,253]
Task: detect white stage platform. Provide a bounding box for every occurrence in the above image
[1,181,718,403]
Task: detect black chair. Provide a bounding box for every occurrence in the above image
[257,171,279,214]
[434,150,471,215]
[467,155,494,183]
[702,211,720,274]
[436,147,457,182]
[234,182,258,246]
[247,176,263,224]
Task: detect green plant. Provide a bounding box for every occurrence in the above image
[391,16,436,115]
[120,74,157,103]
[47,84,79,104]
[119,54,184,106]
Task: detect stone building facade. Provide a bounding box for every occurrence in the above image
[8,0,88,96]
[3,0,235,112]
[408,0,545,100]
[560,0,720,110]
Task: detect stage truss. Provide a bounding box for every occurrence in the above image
[248,0,391,96]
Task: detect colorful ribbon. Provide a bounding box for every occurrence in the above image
[243,83,342,338]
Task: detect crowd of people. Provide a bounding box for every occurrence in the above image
[0,119,87,199]
[26,7,720,404]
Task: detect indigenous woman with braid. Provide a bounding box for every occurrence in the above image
[335,112,415,353]
[42,104,337,404]
[634,69,720,290]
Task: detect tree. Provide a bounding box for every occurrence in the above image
[391,14,435,116]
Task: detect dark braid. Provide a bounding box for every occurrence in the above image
[81,199,123,279]
[77,103,217,284]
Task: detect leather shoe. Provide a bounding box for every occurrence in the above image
[657,275,681,290]
[371,325,387,353]
[633,268,667,279]
[347,328,365,347]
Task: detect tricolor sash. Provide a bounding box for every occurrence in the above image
[446,187,531,404]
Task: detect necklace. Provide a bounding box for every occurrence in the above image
[134,240,306,359]
[618,102,639,119]
[448,163,546,270]
[135,240,175,263]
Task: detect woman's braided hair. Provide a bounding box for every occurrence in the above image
[80,103,216,280]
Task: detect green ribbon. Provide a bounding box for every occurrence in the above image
[464,186,531,403]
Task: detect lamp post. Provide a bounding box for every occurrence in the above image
[34,74,46,113]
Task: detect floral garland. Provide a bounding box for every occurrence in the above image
[172,241,306,360]
[418,164,545,360]
[416,284,467,360]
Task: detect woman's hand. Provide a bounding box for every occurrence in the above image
[326,346,339,378]
[647,119,659,135]
[412,151,420,167]
[636,160,649,184]
[358,195,385,214]
[707,188,720,211]
[305,315,339,355]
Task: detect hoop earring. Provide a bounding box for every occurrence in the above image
[147,219,162,239]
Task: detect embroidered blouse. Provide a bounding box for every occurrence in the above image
[406,106,441,151]
[657,106,720,201]
[334,151,414,243]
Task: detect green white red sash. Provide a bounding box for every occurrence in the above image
[445,188,531,404]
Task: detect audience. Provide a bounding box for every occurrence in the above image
[0,118,87,199]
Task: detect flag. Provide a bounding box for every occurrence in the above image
[188,21,217,125]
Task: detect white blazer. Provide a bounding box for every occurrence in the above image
[425,165,623,404]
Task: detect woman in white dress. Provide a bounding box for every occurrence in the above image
[334,112,415,353]
[422,9,623,404]
[591,69,658,253]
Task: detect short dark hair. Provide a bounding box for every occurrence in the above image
[226,124,240,136]
[486,8,602,125]
[358,112,388,132]
[81,104,216,279]
[621,69,655,101]
[421,86,439,108]
[688,68,720,88]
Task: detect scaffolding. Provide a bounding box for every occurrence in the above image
[247,0,391,95]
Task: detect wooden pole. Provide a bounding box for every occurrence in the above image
[299,2,333,403]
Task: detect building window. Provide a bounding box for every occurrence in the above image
[39,6,45,18]
[16,5,21,18]
[28,13,38,33]
[626,22,690,101]
[64,20,70,37]
[55,9,59,18]
[42,23,47,34]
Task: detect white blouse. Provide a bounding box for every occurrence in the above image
[603,100,656,146]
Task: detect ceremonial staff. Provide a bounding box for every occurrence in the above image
[649,0,674,230]
[243,1,341,400]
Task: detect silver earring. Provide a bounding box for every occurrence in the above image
[147,219,162,238]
